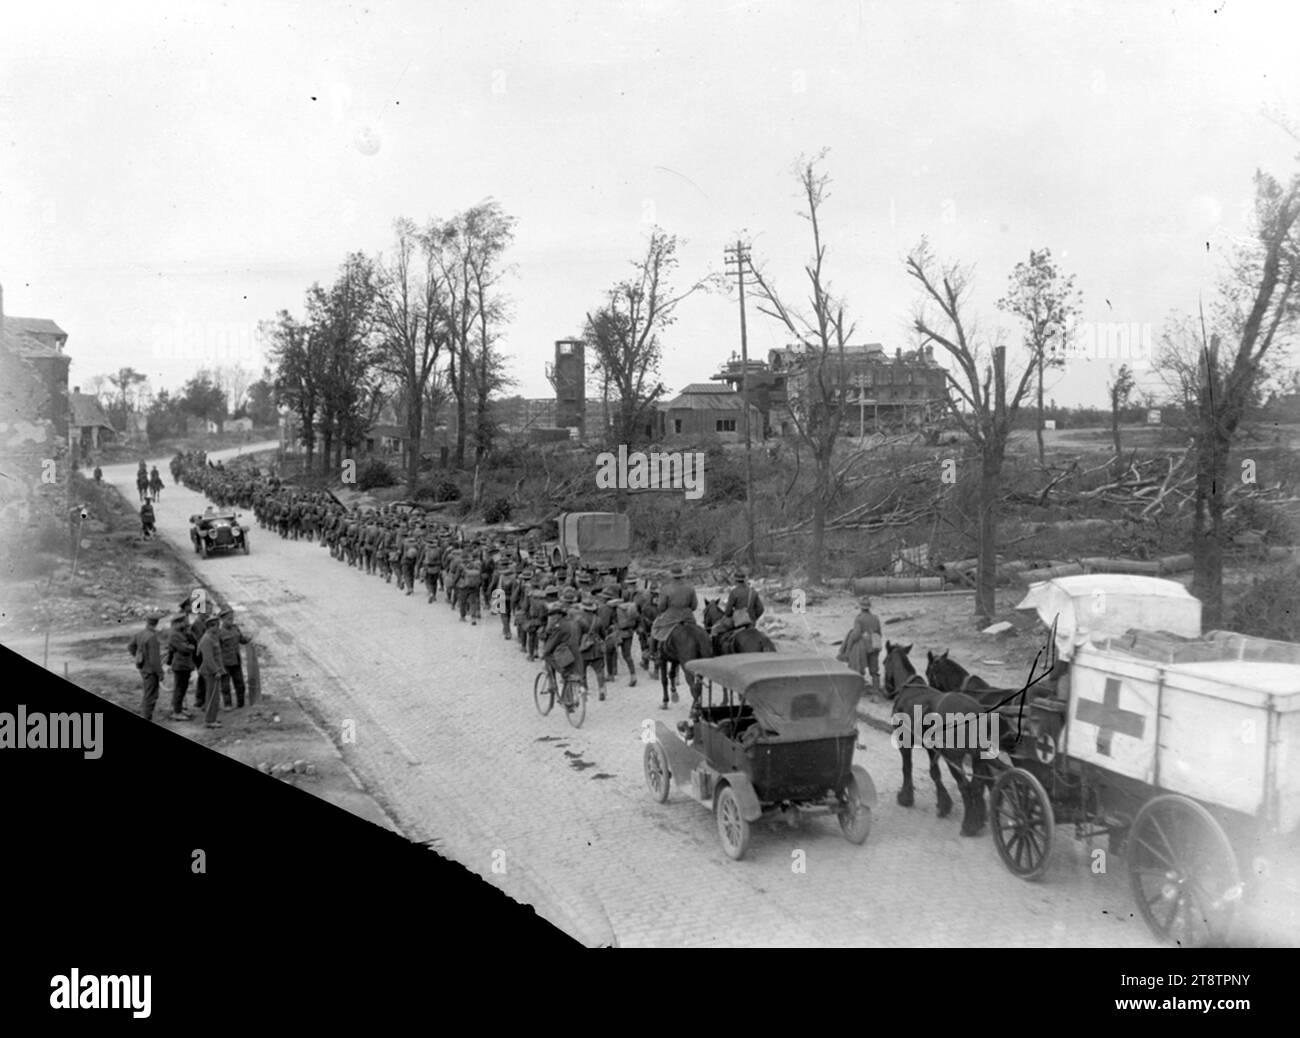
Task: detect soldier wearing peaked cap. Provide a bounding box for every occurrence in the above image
[127,613,166,722]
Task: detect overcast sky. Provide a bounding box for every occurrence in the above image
[3,0,1298,409]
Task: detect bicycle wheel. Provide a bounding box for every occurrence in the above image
[565,679,587,729]
[533,671,555,717]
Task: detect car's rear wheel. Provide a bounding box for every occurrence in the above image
[715,784,750,861]
[643,742,670,803]
[838,780,873,845]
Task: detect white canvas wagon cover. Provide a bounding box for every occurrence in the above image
[1015,574,1201,661]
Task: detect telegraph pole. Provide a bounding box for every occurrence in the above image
[724,241,756,569]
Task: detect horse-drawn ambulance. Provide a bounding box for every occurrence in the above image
[994,574,1300,947]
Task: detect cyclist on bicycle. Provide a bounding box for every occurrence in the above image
[541,600,583,698]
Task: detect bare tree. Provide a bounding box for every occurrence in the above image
[907,237,1037,619]
[214,363,254,416]
[107,366,148,428]
[1107,363,1135,464]
[1190,166,1300,625]
[373,217,449,491]
[465,203,517,462]
[429,200,515,468]
[746,152,858,586]
[584,228,714,445]
[997,248,1081,467]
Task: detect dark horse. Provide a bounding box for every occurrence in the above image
[654,620,713,711]
[884,641,997,837]
[702,599,776,656]
[926,648,1045,757]
[926,649,996,693]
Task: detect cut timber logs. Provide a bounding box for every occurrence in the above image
[1157,554,1194,574]
[1017,563,1085,583]
[852,576,944,594]
[1079,557,1162,576]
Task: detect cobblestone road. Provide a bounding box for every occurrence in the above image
[110,447,1158,948]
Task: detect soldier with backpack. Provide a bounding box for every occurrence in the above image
[490,561,517,639]
[398,528,421,595]
[457,552,482,624]
[608,588,640,687]
[576,597,610,701]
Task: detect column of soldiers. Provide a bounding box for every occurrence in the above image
[171,455,772,710]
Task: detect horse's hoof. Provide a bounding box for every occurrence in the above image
[660,702,668,710]
[670,691,679,703]
[936,803,953,819]
[896,791,914,808]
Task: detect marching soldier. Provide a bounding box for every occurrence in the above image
[420,536,442,603]
[398,527,421,595]
[606,587,639,686]
[490,560,517,639]
[524,585,549,660]
[576,597,609,701]
[634,579,659,673]
[444,548,463,608]
[512,567,534,649]
[457,551,482,624]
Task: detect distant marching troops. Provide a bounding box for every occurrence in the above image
[170,452,767,710]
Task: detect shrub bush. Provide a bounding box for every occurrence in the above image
[433,479,461,502]
[483,497,512,524]
[357,460,398,491]
[1227,566,1300,642]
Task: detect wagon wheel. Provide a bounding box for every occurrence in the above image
[533,672,554,717]
[715,784,750,861]
[565,680,587,729]
[643,742,670,803]
[992,767,1055,881]
[1127,795,1241,948]
[837,779,872,845]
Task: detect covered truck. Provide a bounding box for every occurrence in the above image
[543,511,631,578]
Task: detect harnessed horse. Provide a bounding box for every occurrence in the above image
[702,599,776,656]
[884,641,997,837]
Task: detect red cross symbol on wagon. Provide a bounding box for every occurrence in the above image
[1075,677,1146,756]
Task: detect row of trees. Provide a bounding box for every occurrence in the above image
[81,364,277,440]
[265,201,516,486]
